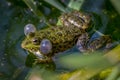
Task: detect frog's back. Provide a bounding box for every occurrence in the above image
[37,26,82,54]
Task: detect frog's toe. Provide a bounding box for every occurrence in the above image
[87,35,113,52]
[103,41,117,52]
[76,33,89,52]
[100,36,113,52]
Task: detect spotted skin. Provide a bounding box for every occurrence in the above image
[21,25,83,57]
[21,10,111,62]
[59,11,91,29]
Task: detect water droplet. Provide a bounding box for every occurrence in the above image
[3,40,6,42]
[40,39,52,54]
[6,29,8,32]
[24,23,36,36]
[30,9,33,12]
[39,2,42,5]
[1,63,4,66]
[39,19,45,23]
[33,2,37,5]
[2,57,5,60]
[49,18,56,25]
[7,2,11,6]
[4,53,7,56]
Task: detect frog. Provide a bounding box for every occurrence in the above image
[21,11,112,63]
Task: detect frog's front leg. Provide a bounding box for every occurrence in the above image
[76,32,89,53]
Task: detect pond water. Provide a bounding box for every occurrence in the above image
[0,0,120,80]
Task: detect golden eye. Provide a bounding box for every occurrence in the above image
[24,23,36,36]
[32,38,40,45]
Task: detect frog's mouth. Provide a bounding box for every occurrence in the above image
[33,51,52,63]
[21,40,52,62]
[21,43,46,60]
[33,51,45,59]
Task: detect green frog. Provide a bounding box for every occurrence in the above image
[21,11,111,63]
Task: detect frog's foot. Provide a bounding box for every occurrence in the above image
[103,36,113,52]
[87,35,112,52]
[76,32,89,53]
[33,58,56,71]
[34,57,53,64]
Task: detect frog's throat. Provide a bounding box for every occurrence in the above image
[33,51,45,60]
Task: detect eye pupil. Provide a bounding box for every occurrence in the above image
[33,39,38,42]
[32,38,39,44]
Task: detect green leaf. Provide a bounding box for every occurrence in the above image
[68,0,85,10]
[25,52,37,67]
[59,45,120,80]
[44,0,67,12]
[25,66,58,80]
[105,65,120,80]
[110,0,120,14]
[59,53,112,69]
[23,0,44,17]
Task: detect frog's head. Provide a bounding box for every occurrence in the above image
[21,24,52,60]
[21,33,40,53]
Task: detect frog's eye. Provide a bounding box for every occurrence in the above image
[24,23,36,36]
[32,38,40,45]
[40,39,52,54]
